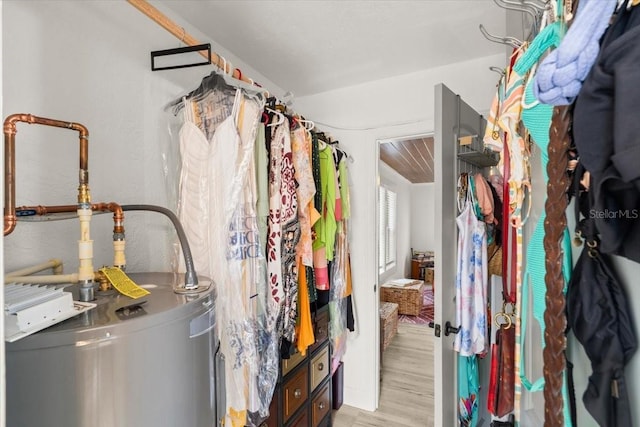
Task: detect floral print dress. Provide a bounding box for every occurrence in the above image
[454,196,488,356]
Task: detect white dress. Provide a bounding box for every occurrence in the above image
[179,88,267,427]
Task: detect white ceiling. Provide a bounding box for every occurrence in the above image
[160,1,507,97]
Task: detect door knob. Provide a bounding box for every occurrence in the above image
[444,321,460,336]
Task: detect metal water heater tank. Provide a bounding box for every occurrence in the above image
[6,272,222,427]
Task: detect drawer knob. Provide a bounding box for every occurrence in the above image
[319,402,326,410]
[317,327,325,335]
[294,388,302,399]
[318,362,324,371]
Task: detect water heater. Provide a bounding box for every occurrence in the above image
[6,272,222,427]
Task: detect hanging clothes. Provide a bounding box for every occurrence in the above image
[569,4,640,425]
[454,174,489,357]
[312,142,338,290]
[289,123,317,357]
[337,149,351,220]
[497,48,529,423]
[513,13,575,425]
[255,123,270,256]
[533,0,619,105]
[290,124,317,268]
[295,256,315,356]
[170,71,356,427]
[266,121,299,306]
[266,119,301,357]
[312,133,323,213]
[207,88,264,427]
[459,355,480,427]
[177,75,236,277]
[573,2,640,264]
[329,219,350,371]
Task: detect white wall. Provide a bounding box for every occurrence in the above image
[2,1,284,274]
[410,183,436,253]
[294,53,504,410]
[378,160,412,283]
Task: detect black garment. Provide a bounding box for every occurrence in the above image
[573,5,640,262]
[306,265,318,303]
[567,167,637,427]
[346,294,355,332]
[311,134,322,212]
[567,248,636,427]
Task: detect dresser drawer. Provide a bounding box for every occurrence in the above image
[287,406,309,427]
[282,348,306,376]
[311,383,331,427]
[310,345,330,391]
[283,365,308,422]
[309,308,329,353]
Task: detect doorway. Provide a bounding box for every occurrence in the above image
[377,133,436,420]
[332,84,491,426]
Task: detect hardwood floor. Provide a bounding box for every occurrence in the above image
[333,322,434,426]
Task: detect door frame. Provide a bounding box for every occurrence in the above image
[433,83,459,427]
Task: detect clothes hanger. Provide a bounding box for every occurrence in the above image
[164,71,224,114]
[186,56,232,104]
[302,120,315,131]
[479,24,523,48]
[489,66,507,77]
[266,107,285,127]
[216,56,266,103]
[314,131,328,149]
[494,0,542,17]
[521,0,549,12]
[296,117,315,132]
[492,0,542,35]
[164,56,265,114]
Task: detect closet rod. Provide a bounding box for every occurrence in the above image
[127,0,259,87]
[127,0,340,141]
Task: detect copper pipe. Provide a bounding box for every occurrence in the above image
[4,128,16,235]
[16,202,124,235]
[4,113,90,235]
[16,205,78,215]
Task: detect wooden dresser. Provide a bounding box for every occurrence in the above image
[262,304,333,427]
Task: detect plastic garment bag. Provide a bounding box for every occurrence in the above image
[329,221,349,368]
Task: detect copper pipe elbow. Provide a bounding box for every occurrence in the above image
[3,114,90,235]
[92,202,124,234]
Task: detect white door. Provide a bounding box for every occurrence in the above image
[433,83,490,426]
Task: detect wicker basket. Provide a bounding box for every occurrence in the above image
[379,302,399,351]
[381,281,424,316]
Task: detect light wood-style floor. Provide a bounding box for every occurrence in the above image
[332,322,434,426]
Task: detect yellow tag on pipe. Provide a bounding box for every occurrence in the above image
[99,267,150,299]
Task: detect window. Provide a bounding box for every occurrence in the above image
[378,185,397,273]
